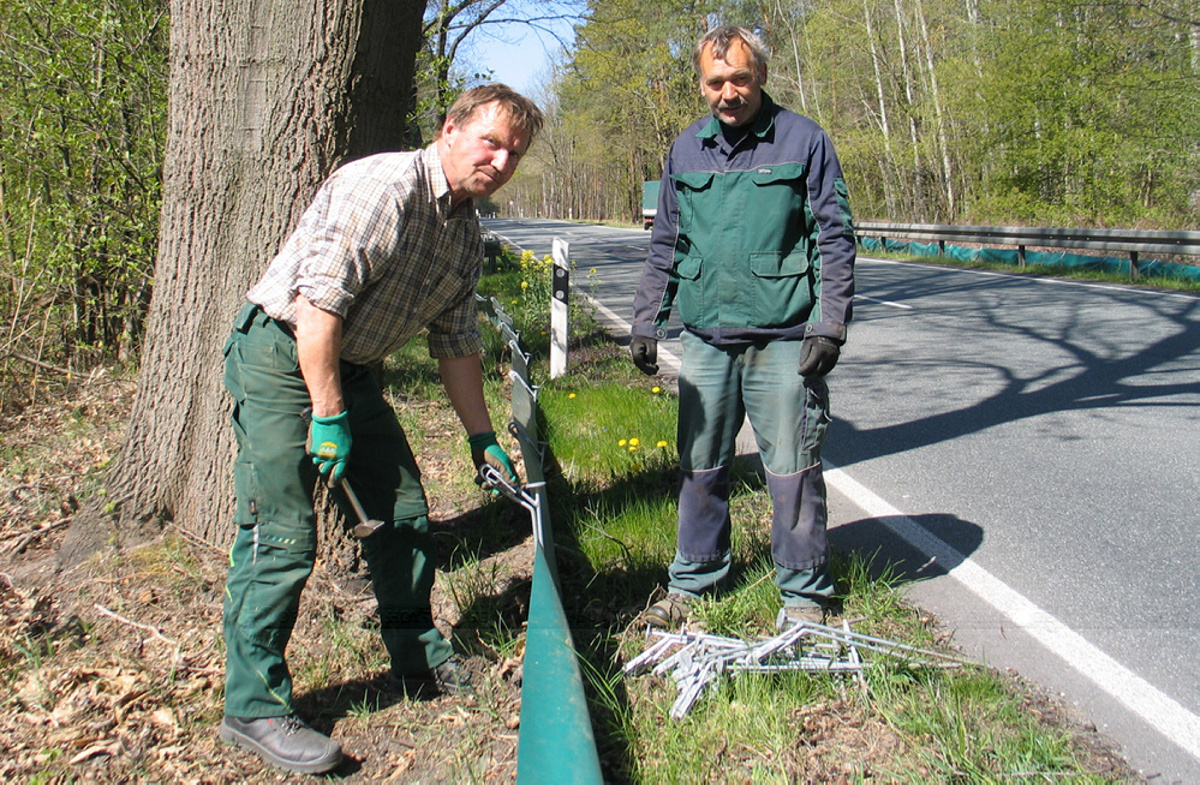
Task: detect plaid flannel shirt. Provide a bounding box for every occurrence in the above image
[247,145,484,364]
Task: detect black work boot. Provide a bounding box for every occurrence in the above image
[219,714,342,774]
[390,654,476,698]
[641,592,694,629]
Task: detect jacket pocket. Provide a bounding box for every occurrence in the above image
[750,163,806,186]
[673,255,704,326]
[749,251,810,278]
[672,170,715,190]
[748,251,815,327]
[671,170,716,235]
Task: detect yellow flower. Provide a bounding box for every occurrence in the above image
[618,439,627,447]
[520,280,529,289]
[628,445,638,452]
[629,438,640,447]
[651,386,661,394]
[656,440,669,449]
[568,393,576,399]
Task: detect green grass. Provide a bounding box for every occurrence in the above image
[0,261,1130,781]
[469,267,1125,781]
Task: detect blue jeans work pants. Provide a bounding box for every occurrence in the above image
[668,332,835,607]
[221,302,453,719]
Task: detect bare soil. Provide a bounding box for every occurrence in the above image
[0,373,1140,782]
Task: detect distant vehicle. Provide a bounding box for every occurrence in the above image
[642,181,660,230]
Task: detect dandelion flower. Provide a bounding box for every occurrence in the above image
[629,438,640,447]
[618,439,627,447]
[568,393,576,399]
[651,386,661,394]
[628,445,638,452]
[656,440,669,449]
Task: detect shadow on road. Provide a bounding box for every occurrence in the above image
[829,512,983,584]
[829,269,1200,467]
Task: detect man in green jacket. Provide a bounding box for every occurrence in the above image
[630,27,856,630]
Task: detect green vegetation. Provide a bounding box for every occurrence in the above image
[2,0,1194,403]
[0,262,1133,780]
[0,0,167,391]
[511,0,1199,230]
[468,265,1123,781]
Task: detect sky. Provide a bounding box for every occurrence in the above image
[461,15,578,95]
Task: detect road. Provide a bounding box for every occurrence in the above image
[484,217,1200,783]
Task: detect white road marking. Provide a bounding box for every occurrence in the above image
[826,462,1200,763]
[580,294,680,373]
[854,294,914,310]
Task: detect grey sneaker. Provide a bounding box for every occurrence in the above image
[776,604,827,629]
[641,592,694,629]
[219,714,342,775]
[391,655,475,698]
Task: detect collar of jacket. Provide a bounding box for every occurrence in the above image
[695,91,779,147]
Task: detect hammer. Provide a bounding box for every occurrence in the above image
[300,406,386,538]
[340,478,387,539]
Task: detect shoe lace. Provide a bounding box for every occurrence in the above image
[277,715,309,736]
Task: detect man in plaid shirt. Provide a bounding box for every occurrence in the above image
[219,84,543,775]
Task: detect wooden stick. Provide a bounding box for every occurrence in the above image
[94,603,179,647]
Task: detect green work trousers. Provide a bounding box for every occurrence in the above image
[667,332,835,608]
[221,302,453,719]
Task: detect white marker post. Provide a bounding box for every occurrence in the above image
[550,238,570,379]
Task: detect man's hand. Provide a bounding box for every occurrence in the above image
[308,411,352,483]
[468,431,518,489]
[798,336,840,378]
[630,336,659,376]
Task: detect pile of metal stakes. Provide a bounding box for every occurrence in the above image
[624,614,972,720]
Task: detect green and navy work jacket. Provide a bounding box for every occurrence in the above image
[631,93,856,347]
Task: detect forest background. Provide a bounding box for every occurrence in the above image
[0,0,1197,394]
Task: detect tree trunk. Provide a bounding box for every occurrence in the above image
[863,0,897,216]
[57,0,426,567]
[914,0,956,218]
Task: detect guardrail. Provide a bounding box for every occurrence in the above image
[855,221,1200,279]
[476,295,605,785]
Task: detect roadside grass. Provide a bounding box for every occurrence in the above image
[0,254,1135,781]
[472,260,1131,781]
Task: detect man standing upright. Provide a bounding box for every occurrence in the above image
[219,84,543,775]
[630,27,855,630]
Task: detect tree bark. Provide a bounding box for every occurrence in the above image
[57,0,426,567]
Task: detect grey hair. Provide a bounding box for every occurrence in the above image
[692,25,769,75]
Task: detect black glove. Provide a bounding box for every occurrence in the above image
[630,335,659,376]
[798,336,840,378]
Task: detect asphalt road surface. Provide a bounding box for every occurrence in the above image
[485,217,1200,783]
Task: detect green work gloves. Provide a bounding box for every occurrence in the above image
[308,411,352,483]
[468,431,518,489]
[798,336,841,378]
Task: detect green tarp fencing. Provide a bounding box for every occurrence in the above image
[859,237,1200,283]
[477,295,605,785]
